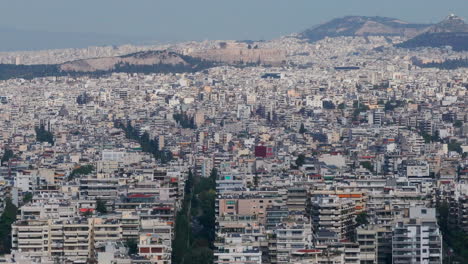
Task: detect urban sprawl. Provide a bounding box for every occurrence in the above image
[0,35,467,264]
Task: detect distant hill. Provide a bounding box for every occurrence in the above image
[300,16,430,42]
[0,51,216,80]
[59,50,210,72]
[425,14,468,33]
[397,15,468,51]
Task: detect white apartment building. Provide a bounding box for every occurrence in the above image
[392,207,442,264]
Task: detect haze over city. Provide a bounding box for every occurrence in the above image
[0,0,467,50]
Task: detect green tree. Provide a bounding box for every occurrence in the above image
[1,149,14,164]
[352,103,370,121]
[183,247,214,264]
[173,112,196,129]
[454,120,463,128]
[0,198,18,254]
[185,170,194,195]
[95,199,107,214]
[35,124,54,144]
[448,140,463,154]
[360,161,374,172]
[69,165,94,180]
[432,130,441,142]
[23,192,33,204]
[173,168,217,264]
[173,170,195,264]
[384,100,405,111]
[172,168,218,264]
[299,123,307,134]
[295,154,306,167]
[253,172,259,187]
[437,201,468,262]
[356,212,369,226]
[192,168,217,245]
[125,239,138,255]
[115,121,173,164]
[172,211,191,264]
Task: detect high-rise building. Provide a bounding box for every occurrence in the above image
[356,226,378,264]
[392,207,442,264]
[12,217,128,263]
[311,196,356,241]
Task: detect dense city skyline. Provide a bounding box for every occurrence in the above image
[1,2,468,264]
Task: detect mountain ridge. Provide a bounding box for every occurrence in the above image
[300,16,431,42]
[397,14,468,51]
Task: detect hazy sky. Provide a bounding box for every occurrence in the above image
[1,0,467,41]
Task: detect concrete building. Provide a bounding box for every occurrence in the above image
[311,196,356,241]
[356,226,378,264]
[392,207,442,264]
[12,217,126,263]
